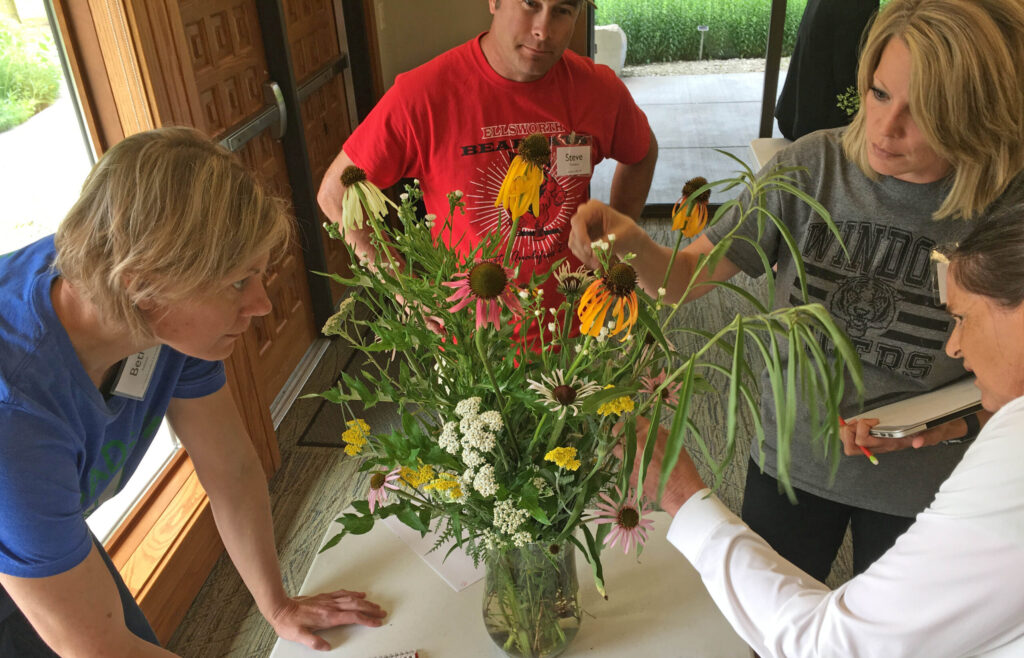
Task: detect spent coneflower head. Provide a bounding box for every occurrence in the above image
[527,368,602,417]
[577,262,639,340]
[494,133,551,220]
[639,370,682,406]
[339,165,397,232]
[671,176,711,237]
[590,486,654,554]
[367,467,401,512]
[553,261,596,300]
[443,261,524,330]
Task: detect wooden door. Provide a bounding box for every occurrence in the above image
[172,0,318,414]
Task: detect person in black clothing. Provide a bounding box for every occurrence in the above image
[775,0,879,140]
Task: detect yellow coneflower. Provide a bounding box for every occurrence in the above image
[577,262,639,340]
[671,176,711,237]
[494,133,551,220]
[339,165,396,232]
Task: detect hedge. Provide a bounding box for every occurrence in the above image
[596,0,809,65]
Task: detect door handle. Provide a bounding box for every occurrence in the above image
[264,81,287,140]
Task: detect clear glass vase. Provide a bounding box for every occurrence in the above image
[482,542,582,658]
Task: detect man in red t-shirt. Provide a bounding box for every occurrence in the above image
[317,0,658,309]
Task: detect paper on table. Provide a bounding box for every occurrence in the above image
[381,516,485,592]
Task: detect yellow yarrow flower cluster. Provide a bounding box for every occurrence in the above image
[341,418,370,456]
[400,462,435,488]
[424,473,464,501]
[544,446,581,471]
[596,387,635,417]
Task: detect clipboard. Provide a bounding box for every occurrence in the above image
[848,377,983,438]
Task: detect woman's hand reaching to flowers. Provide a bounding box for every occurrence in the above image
[568,200,644,270]
[268,589,387,651]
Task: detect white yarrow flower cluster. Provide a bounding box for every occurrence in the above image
[455,397,481,418]
[474,464,498,497]
[493,499,530,536]
[462,448,486,468]
[512,531,532,547]
[438,421,460,454]
[481,529,502,552]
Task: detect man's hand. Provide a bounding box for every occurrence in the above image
[627,417,708,517]
[269,589,388,651]
[839,415,976,455]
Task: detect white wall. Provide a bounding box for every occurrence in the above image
[373,0,492,87]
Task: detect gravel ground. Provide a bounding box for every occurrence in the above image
[622,56,790,77]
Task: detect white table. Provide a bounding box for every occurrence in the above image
[270,512,748,658]
[749,137,792,170]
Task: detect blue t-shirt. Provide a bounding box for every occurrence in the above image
[0,236,225,578]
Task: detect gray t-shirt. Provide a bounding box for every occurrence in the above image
[704,128,1019,517]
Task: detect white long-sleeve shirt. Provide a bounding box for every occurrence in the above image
[668,395,1024,658]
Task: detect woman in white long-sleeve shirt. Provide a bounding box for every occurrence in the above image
[643,204,1024,657]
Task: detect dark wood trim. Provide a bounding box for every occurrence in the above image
[256,0,334,329]
[344,0,385,120]
[760,0,788,137]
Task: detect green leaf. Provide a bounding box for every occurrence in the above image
[397,506,430,534]
[578,526,608,599]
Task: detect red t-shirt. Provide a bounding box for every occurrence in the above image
[344,34,651,337]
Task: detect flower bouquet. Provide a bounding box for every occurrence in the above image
[312,137,861,657]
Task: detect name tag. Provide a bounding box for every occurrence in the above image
[112,346,161,400]
[555,145,591,177]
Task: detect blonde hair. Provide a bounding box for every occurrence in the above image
[54,127,292,338]
[842,0,1024,220]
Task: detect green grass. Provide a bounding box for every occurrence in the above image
[0,19,62,133]
[596,0,809,66]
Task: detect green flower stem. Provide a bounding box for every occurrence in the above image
[475,329,512,469]
[564,334,595,380]
[502,215,523,268]
[660,227,687,296]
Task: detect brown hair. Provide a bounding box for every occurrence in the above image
[950,201,1024,308]
[54,127,292,337]
[842,0,1024,219]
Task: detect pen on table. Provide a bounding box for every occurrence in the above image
[839,416,878,465]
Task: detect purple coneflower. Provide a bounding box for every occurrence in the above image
[591,486,654,554]
[367,467,401,512]
[444,261,523,330]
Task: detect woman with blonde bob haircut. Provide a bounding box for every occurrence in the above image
[842,0,1024,219]
[569,0,1024,595]
[54,126,292,338]
[0,127,386,657]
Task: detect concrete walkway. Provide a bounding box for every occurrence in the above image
[592,69,789,207]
